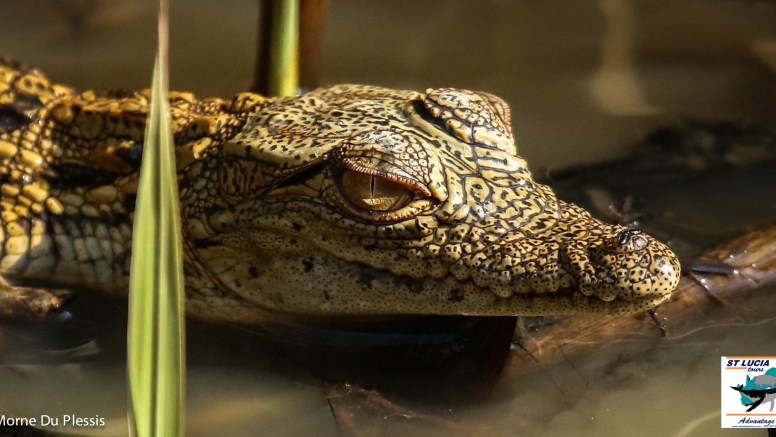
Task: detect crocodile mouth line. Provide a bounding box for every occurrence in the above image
[198,229,673,317]
[440,277,671,316]
[322,261,672,317]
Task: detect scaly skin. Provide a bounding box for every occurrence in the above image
[0,58,680,323]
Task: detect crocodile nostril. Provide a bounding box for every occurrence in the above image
[616,228,647,251]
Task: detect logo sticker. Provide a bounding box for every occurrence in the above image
[721,356,776,428]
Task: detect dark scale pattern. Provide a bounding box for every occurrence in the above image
[0,58,681,323]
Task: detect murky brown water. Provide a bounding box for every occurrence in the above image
[1,1,775,436]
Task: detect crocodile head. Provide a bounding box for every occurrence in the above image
[180,85,681,320]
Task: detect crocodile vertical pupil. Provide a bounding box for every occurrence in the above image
[340,170,411,211]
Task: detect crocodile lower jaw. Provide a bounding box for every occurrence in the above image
[212,253,670,317]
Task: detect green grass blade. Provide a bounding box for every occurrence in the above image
[127,1,186,436]
[268,0,300,96]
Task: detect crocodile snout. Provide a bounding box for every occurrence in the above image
[580,227,681,305]
[615,228,647,251]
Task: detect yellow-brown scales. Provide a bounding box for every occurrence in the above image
[0,58,680,323]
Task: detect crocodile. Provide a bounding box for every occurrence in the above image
[0,57,680,324]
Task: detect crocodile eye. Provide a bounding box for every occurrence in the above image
[339,170,413,211]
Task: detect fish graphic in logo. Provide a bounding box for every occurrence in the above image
[730,368,776,412]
